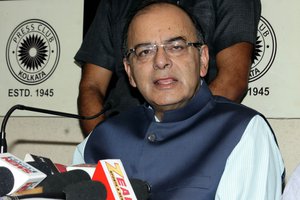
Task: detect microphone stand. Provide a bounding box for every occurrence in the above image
[0,102,114,154]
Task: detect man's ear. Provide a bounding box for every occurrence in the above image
[199,45,209,77]
[123,58,137,87]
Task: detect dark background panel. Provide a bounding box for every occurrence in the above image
[83,0,101,36]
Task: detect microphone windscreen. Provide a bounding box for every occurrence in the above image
[64,180,106,200]
[0,167,14,196]
[130,178,151,200]
[39,169,90,193]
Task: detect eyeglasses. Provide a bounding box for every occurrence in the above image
[126,38,203,63]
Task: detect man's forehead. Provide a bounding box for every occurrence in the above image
[133,3,188,22]
[128,3,196,43]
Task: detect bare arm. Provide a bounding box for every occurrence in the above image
[77,63,112,137]
[208,42,253,103]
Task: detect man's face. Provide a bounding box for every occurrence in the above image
[124,4,209,114]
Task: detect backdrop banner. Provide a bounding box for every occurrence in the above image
[1,0,299,118]
[0,0,83,116]
[242,0,300,118]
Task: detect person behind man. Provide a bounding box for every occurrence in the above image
[75,0,261,136]
[73,2,284,199]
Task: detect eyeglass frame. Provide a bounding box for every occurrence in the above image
[125,37,204,61]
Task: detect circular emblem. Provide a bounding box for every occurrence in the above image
[249,16,277,82]
[6,19,60,85]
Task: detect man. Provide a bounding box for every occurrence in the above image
[74,2,284,199]
[75,0,261,136]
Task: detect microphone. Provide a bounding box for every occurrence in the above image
[3,180,107,200]
[64,180,107,200]
[0,167,14,197]
[0,99,117,153]
[3,179,150,200]
[129,178,151,200]
[63,178,150,200]
[0,153,46,196]
[24,154,60,176]
[4,169,92,199]
[2,163,150,200]
[38,169,91,193]
[67,163,150,199]
[65,179,151,200]
[92,159,138,200]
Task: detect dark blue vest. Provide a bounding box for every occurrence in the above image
[84,82,258,199]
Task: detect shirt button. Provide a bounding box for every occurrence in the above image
[147,134,156,142]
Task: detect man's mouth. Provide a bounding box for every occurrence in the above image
[154,77,177,85]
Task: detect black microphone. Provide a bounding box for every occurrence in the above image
[130,178,151,200]
[38,169,91,193]
[0,99,117,153]
[4,177,151,200]
[3,180,107,200]
[64,180,107,200]
[62,178,150,200]
[0,167,14,197]
[3,169,91,199]
[52,178,151,200]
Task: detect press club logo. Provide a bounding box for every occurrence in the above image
[6,19,60,85]
[250,16,277,82]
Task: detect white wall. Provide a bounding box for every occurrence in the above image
[1,117,300,182]
[2,117,83,166]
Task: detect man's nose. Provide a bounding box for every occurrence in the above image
[152,47,172,70]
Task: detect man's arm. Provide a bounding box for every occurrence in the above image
[77,63,112,136]
[215,115,284,199]
[208,42,253,103]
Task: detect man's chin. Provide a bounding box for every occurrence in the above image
[151,98,187,111]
